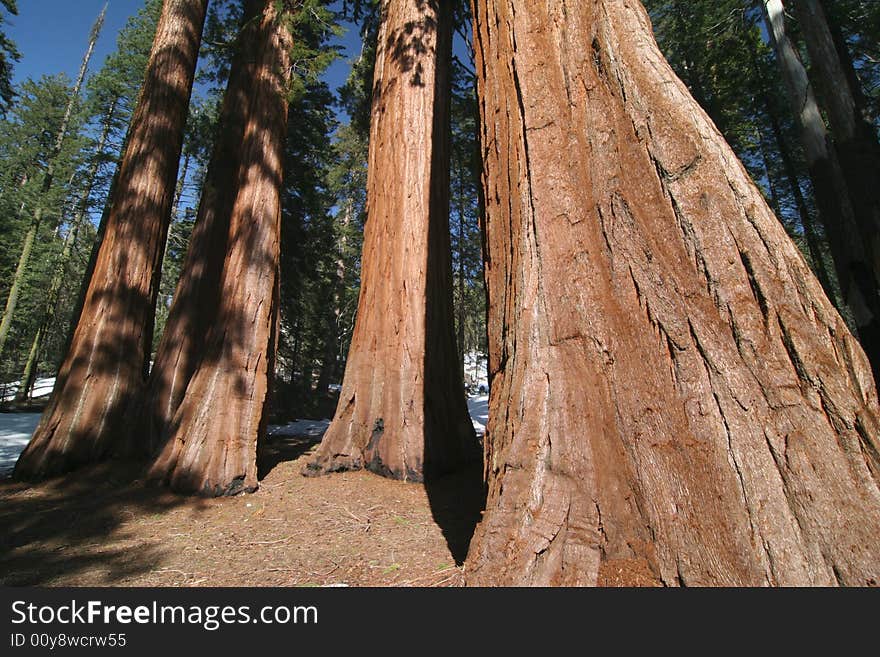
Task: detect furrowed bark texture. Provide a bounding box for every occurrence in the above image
[304,0,477,482]
[14,0,207,480]
[147,0,290,496]
[143,0,262,457]
[465,0,880,586]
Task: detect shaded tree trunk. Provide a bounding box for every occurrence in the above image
[0,5,105,361]
[143,1,263,458]
[304,0,477,482]
[14,0,207,480]
[762,0,880,383]
[316,200,352,397]
[792,0,880,289]
[465,0,880,586]
[745,35,835,298]
[316,246,346,398]
[824,3,876,127]
[152,151,191,351]
[146,0,291,495]
[456,150,467,376]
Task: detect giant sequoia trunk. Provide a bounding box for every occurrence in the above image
[14,0,207,480]
[146,0,290,496]
[142,0,261,457]
[465,0,880,586]
[304,0,477,482]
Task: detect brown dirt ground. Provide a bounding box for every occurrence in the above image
[0,433,486,587]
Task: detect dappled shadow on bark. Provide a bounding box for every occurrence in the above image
[13,0,208,481]
[145,2,289,497]
[0,462,194,585]
[384,0,438,87]
[141,0,261,460]
[371,0,439,114]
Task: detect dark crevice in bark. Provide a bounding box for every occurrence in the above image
[738,248,771,324]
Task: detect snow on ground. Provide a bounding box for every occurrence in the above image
[0,413,41,477]
[0,396,491,478]
[0,376,55,403]
[267,419,331,440]
[468,395,489,436]
[463,352,489,390]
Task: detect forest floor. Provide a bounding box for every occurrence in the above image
[0,399,490,588]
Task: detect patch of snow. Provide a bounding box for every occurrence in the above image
[468,395,489,436]
[0,413,41,477]
[0,395,491,477]
[463,351,489,390]
[267,419,331,440]
[0,376,55,402]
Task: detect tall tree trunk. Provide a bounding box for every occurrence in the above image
[304,0,477,482]
[456,151,467,377]
[316,302,339,399]
[0,4,105,361]
[747,38,836,299]
[791,0,880,288]
[316,205,349,398]
[141,0,261,458]
[172,152,189,219]
[15,100,118,404]
[767,105,837,302]
[146,0,291,496]
[152,151,191,346]
[316,200,352,396]
[465,0,880,586]
[824,3,876,127]
[762,0,880,383]
[14,0,207,480]
[756,128,783,218]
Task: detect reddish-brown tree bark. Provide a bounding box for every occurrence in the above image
[146,0,291,496]
[142,0,262,456]
[465,0,880,586]
[304,0,477,482]
[14,0,207,480]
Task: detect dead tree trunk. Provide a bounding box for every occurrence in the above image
[762,0,880,382]
[14,0,207,480]
[146,0,290,496]
[791,0,880,291]
[304,0,477,482]
[465,0,880,586]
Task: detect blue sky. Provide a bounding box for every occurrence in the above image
[4,1,472,212]
[4,1,362,214]
[5,0,361,99]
